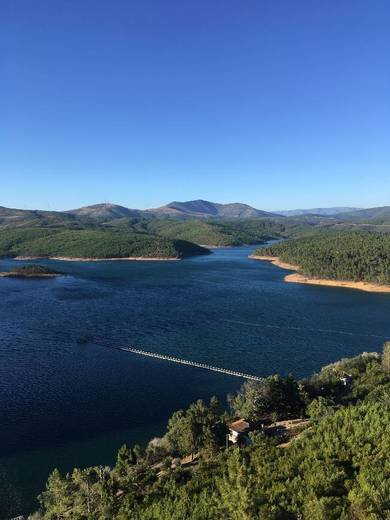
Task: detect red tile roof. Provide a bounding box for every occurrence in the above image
[229,419,250,433]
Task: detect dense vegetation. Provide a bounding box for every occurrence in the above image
[256,231,390,285]
[0,205,288,249]
[0,228,209,259]
[16,343,390,520]
[136,218,286,246]
[2,204,390,253]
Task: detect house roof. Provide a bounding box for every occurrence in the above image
[229,419,250,433]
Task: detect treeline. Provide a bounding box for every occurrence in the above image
[0,228,209,259]
[257,231,390,284]
[18,342,390,520]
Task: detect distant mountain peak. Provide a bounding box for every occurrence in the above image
[336,206,390,222]
[276,207,362,217]
[147,200,279,219]
[66,203,142,220]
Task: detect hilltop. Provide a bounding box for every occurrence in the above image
[146,200,280,219]
[66,203,142,221]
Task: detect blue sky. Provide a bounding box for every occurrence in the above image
[1,0,389,211]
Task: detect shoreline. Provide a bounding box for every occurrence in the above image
[249,255,390,293]
[248,255,300,271]
[199,244,229,249]
[13,256,181,262]
[284,273,390,293]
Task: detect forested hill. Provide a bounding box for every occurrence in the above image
[0,228,209,260]
[337,205,390,224]
[14,343,390,519]
[140,218,285,246]
[256,231,390,285]
[146,199,279,219]
[0,206,285,247]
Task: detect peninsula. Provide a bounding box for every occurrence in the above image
[0,228,210,261]
[250,231,390,293]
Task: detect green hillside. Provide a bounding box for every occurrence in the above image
[0,228,209,259]
[0,206,285,246]
[337,206,390,224]
[255,231,390,285]
[0,207,80,230]
[26,344,390,520]
[136,218,286,246]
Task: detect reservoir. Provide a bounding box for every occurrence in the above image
[1,245,389,513]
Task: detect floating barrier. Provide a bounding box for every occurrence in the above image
[116,346,264,381]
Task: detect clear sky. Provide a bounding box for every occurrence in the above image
[1,0,389,211]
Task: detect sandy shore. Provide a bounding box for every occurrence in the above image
[248,255,300,271]
[14,256,181,262]
[284,273,390,293]
[249,255,390,293]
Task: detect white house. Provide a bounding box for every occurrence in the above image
[228,419,251,444]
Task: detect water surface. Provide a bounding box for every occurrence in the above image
[1,246,389,513]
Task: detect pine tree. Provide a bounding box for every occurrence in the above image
[382,341,390,372]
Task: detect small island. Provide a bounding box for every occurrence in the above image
[0,264,63,278]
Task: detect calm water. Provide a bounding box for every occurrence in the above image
[1,246,389,514]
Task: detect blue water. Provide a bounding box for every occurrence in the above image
[1,246,389,514]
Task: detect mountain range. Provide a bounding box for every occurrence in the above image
[66,201,375,221]
[332,206,390,223]
[64,200,279,221]
[277,207,361,217]
[146,200,279,219]
[1,201,389,230]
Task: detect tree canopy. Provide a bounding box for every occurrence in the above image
[0,228,209,259]
[17,342,390,520]
[256,231,390,284]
